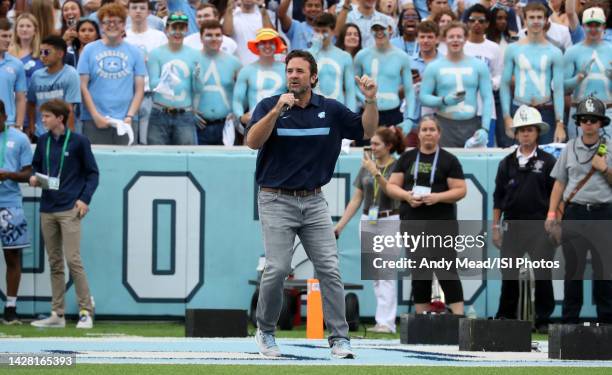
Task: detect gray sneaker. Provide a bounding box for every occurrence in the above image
[255,329,281,357]
[331,339,355,359]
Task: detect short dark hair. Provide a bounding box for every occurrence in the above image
[197,3,219,18]
[41,35,67,55]
[524,3,549,17]
[40,99,70,124]
[465,4,490,22]
[285,50,318,88]
[200,19,222,35]
[417,20,439,35]
[0,18,11,31]
[313,13,336,29]
[0,100,5,116]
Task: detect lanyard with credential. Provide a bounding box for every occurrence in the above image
[373,161,392,203]
[413,147,440,187]
[0,129,7,169]
[46,129,71,178]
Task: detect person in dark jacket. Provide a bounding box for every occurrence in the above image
[493,105,556,333]
[28,99,99,330]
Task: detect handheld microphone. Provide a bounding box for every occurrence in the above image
[281,90,297,113]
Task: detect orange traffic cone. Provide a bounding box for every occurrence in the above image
[306,278,324,339]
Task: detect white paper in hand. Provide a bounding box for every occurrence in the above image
[340,139,352,154]
[154,64,181,97]
[222,115,236,146]
[35,173,50,189]
[105,117,135,146]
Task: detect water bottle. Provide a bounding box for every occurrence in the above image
[466,305,477,319]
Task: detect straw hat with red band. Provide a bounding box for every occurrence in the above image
[247,28,286,55]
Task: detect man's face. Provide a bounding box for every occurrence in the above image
[40,44,62,67]
[371,25,389,48]
[286,57,315,95]
[579,116,603,136]
[0,0,10,15]
[167,22,188,43]
[257,40,277,57]
[525,10,546,33]
[584,21,604,40]
[360,0,377,10]
[445,26,465,53]
[41,111,63,130]
[0,29,11,53]
[303,0,323,22]
[202,27,223,52]
[313,25,332,43]
[430,0,449,14]
[128,2,149,22]
[417,31,437,52]
[468,11,488,35]
[516,126,538,145]
[196,7,217,27]
[101,16,126,39]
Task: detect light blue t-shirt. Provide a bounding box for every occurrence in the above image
[147,44,200,109]
[0,127,32,208]
[27,65,81,136]
[564,40,612,103]
[232,61,286,117]
[309,45,356,112]
[287,20,314,51]
[354,45,414,129]
[167,0,199,35]
[20,54,44,84]
[194,51,242,120]
[77,40,147,121]
[390,37,419,58]
[420,55,493,130]
[500,41,564,120]
[0,53,27,126]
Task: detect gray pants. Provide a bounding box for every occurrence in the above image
[82,120,136,145]
[437,116,481,148]
[256,190,349,344]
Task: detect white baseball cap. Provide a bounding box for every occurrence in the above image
[511,105,550,133]
[582,7,606,24]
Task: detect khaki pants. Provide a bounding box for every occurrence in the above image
[41,207,92,315]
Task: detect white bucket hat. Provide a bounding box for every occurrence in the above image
[511,105,550,134]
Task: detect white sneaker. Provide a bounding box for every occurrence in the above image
[31,312,66,328]
[367,324,394,333]
[76,310,93,329]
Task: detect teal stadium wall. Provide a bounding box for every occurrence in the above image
[0,147,597,319]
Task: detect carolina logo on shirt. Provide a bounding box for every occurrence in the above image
[532,160,544,173]
[318,111,326,119]
[6,141,14,148]
[3,66,15,74]
[95,50,130,79]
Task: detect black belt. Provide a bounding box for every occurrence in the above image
[154,105,188,114]
[363,209,400,218]
[261,187,321,197]
[567,202,611,212]
[204,118,225,126]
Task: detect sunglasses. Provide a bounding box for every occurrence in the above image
[468,17,488,24]
[40,49,52,56]
[579,116,600,124]
[168,14,189,22]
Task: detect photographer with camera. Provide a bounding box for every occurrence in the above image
[546,96,612,324]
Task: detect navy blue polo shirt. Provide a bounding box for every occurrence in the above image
[248,93,364,190]
[32,131,99,213]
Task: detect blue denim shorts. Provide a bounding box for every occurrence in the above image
[0,207,30,250]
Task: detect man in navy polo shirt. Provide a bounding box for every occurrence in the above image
[246,50,378,359]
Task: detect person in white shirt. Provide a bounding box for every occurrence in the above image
[463,4,503,146]
[222,0,275,64]
[124,0,168,144]
[184,3,238,55]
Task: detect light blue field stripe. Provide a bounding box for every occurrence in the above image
[277,128,330,136]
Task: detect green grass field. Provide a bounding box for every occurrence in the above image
[0,321,548,341]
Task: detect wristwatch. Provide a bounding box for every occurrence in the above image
[364,97,376,105]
